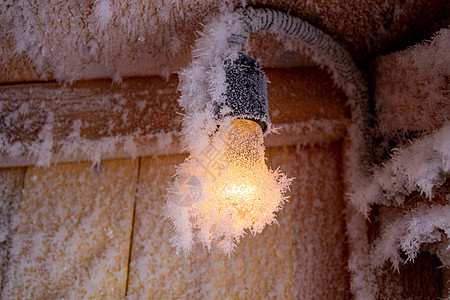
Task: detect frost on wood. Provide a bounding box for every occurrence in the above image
[345,205,378,300]
[162,11,292,255]
[128,146,348,298]
[346,30,450,260]
[350,123,450,216]
[345,122,449,295]
[1,160,137,298]
[0,168,24,290]
[374,27,450,139]
[0,79,181,167]
[0,0,238,82]
[1,1,445,83]
[346,28,450,299]
[371,205,450,271]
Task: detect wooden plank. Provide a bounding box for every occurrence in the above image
[0,76,182,167]
[0,167,25,291]
[126,154,204,298]
[0,68,349,167]
[372,44,450,136]
[1,1,448,84]
[279,143,349,299]
[1,159,138,298]
[444,266,450,298]
[374,253,443,299]
[265,68,349,124]
[127,143,349,298]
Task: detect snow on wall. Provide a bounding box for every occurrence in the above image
[346,27,450,299]
[351,123,450,216]
[127,145,349,298]
[0,80,182,167]
[346,115,450,299]
[1,160,138,298]
[372,204,450,271]
[345,205,378,300]
[0,81,349,168]
[0,0,239,82]
[348,26,450,216]
[373,27,450,139]
[1,2,446,297]
[0,168,24,290]
[0,144,350,297]
[2,0,447,83]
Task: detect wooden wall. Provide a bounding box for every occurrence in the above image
[1,68,353,298]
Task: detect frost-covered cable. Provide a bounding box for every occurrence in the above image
[165,7,376,255]
[231,7,368,105]
[231,7,374,173]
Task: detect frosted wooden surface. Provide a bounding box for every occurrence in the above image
[127,144,348,298]
[444,267,450,298]
[0,76,181,167]
[0,168,25,290]
[1,160,138,298]
[0,69,349,167]
[126,154,207,298]
[285,143,349,298]
[373,38,450,136]
[1,1,447,83]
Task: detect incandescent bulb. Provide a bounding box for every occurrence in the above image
[165,117,291,255]
[164,53,292,255]
[207,119,272,228]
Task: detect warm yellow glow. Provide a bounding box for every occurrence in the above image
[202,119,278,232]
[165,118,291,255]
[222,182,256,201]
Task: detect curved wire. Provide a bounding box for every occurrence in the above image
[230,7,374,174]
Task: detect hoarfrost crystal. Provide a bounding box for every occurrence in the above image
[164,119,292,255]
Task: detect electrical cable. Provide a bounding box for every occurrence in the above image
[230,7,374,174]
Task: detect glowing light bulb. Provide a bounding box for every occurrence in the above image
[206,119,273,229]
[164,53,292,255]
[164,118,291,255]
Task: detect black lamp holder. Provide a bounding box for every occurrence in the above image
[214,53,270,133]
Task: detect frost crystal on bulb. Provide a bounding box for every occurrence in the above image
[162,11,292,255]
[164,119,292,255]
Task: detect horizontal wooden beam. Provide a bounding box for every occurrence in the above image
[0,68,349,167]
